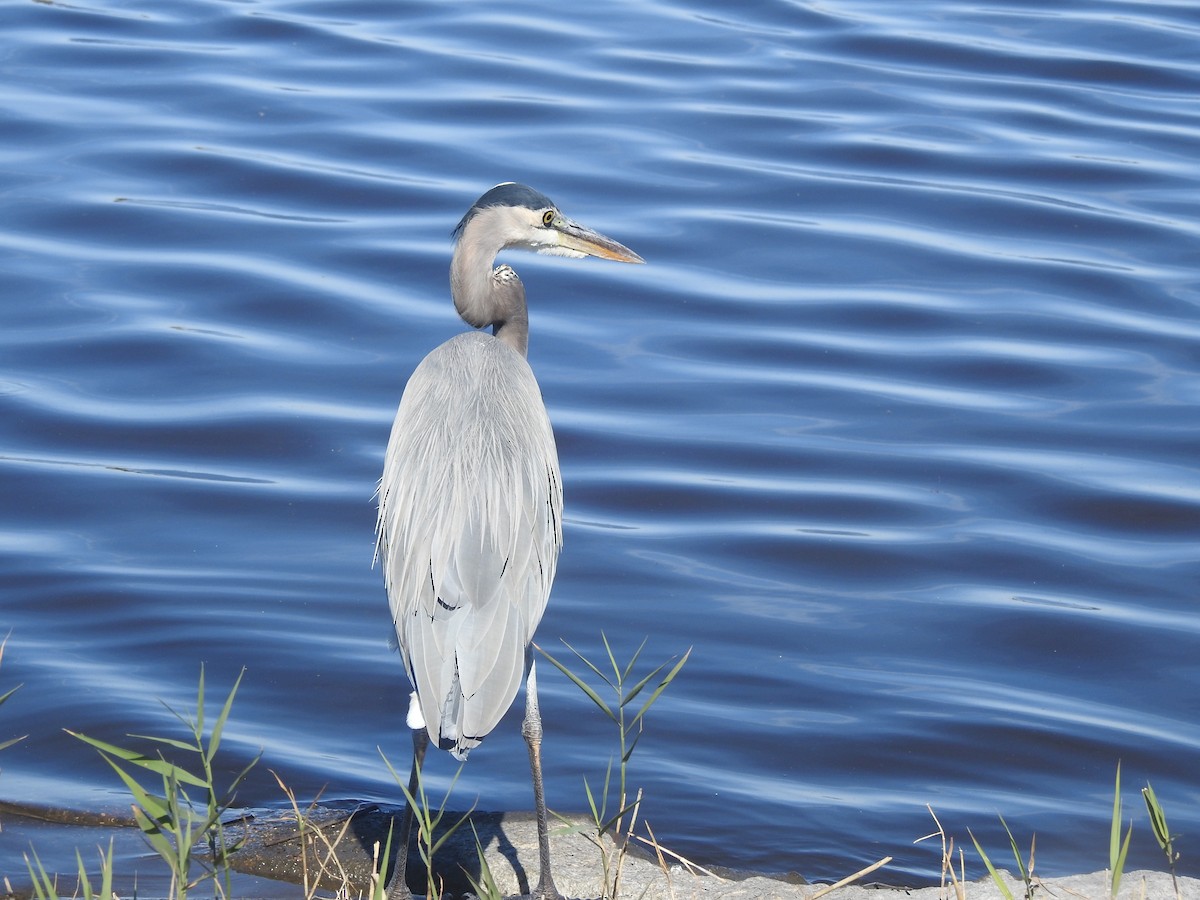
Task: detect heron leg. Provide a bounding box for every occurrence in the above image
[386,724,429,900]
[522,658,563,900]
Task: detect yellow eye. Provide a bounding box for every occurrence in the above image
[542,210,554,227]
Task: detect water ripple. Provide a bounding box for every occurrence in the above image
[2,0,1199,887]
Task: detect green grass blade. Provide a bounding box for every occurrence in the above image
[583,758,616,825]
[538,644,615,719]
[969,829,1015,900]
[195,664,206,740]
[557,638,616,690]
[614,634,648,685]
[132,805,181,869]
[0,636,22,717]
[74,848,93,900]
[1112,820,1132,899]
[429,804,477,858]
[224,749,264,800]
[126,733,199,753]
[68,729,151,761]
[1142,782,1174,859]
[67,729,208,788]
[464,821,503,900]
[582,775,602,824]
[160,699,198,740]
[378,747,405,788]
[73,840,115,900]
[208,667,245,762]
[631,647,691,726]
[596,774,613,825]
[91,752,172,824]
[1108,762,1134,898]
[24,846,58,900]
[1110,761,1122,873]
[998,815,1030,886]
[620,659,670,709]
[598,797,643,836]
[124,751,210,789]
[97,839,115,900]
[371,820,395,900]
[1,645,28,749]
[622,724,647,764]
[600,631,620,682]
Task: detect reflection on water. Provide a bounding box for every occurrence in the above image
[2,0,1199,887]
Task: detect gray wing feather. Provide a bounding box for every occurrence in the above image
[376,331,562,760]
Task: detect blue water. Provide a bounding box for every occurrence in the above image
[2,0,1199,890]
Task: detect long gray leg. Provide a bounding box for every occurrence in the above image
[522,659,563,900]
[386,723,429,900]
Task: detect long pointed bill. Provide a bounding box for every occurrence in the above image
[554,219,644,263]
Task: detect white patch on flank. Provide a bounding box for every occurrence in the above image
[406,691,425,730]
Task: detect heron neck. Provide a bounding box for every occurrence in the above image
[450,240,529,358]
[450,236,496,329]
[492,302,528,356]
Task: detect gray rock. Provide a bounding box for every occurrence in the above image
[3,799,1198,899]
[225,803,1200,900]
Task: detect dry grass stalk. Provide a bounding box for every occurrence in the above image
[630,831,719,879]
[807,855,892,899]
[915,804,966,900]
[273,771,359,899]
[641,821,676,900]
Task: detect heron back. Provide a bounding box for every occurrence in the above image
[376,330,562,759]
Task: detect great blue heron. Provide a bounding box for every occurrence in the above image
[376,182,643,899]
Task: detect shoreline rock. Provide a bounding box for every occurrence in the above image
[2,799,1196,899]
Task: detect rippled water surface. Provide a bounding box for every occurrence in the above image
[3,0,1199,889]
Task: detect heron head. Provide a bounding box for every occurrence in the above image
[453,182,644,264]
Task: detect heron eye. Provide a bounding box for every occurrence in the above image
[541,210,554,227]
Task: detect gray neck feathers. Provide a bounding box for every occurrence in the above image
[489,266,528,357]
[449,233,529,358]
